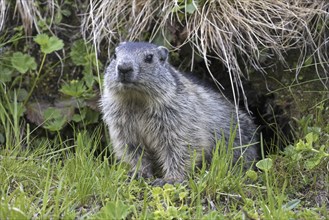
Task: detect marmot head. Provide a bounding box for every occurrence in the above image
[105,42,174,95]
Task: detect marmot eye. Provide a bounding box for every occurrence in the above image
[144,54,153,63]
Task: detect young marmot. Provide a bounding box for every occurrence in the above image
[101,42,259,185]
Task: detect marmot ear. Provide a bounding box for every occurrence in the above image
[157,46,169,62]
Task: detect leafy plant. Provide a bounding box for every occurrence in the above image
[23,34,64,105]
[96,201,133,219]
[285,132,329,170]
[60,80,88,98]
[69,39,102,90]
[10,52,37,74]
[34,34,64,54]
[256,158,273,171]
[43,107,70,132]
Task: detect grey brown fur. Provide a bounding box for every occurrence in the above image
[101,42,259,185]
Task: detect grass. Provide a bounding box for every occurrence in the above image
[0,86,328,219]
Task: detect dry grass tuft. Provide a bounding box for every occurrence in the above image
[81,0,177,53]
[82,0,329,92]
[0,0,56,35]
[0,0,6,32]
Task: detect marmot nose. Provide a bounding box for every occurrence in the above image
[117,63,133,75]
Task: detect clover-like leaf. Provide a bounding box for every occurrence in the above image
[11,52,37,74]
[43,107,70,132]
[60,80,87,97]
[256,158,273,171]
[34,34,64,54]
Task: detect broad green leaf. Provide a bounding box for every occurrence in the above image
[43,107,68,131]
[11,52,37,74]
[97,201,132,219]
[59,80,87,97]
[70,39,89,65]
[72,107,99,124]
[34,34,64,54]
[72,111,85,123]
[83,107,99,124]
[256,158,273,171]
[0,67,14,82]
[33,34,49,47]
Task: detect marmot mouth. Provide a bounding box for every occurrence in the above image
[113,81,138,90]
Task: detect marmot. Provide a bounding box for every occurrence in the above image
[101,42,260,186]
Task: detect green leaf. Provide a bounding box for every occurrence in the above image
[72,107,99,125]
[305,132,318,145]
[70,39,89,66]
[61,9,71,17]
[83,107,99,124]
[97,201,132,219]
[256,158,273,171]
[9,89,28,102]
[33,34,49,47]
[11,52,37,74]
[34,34,64,54]
[72,111,85,123]
[305,154,323,170]
[179,191,188,201]
[295,140,308,151]
[246,170,258,181]
[43,107,68,132]
[54,11,63,24]
[202,211,225,220]
[83,68,95,89]
[152,187,163,196]
[59,80,87,97]
[0,67,14,82]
